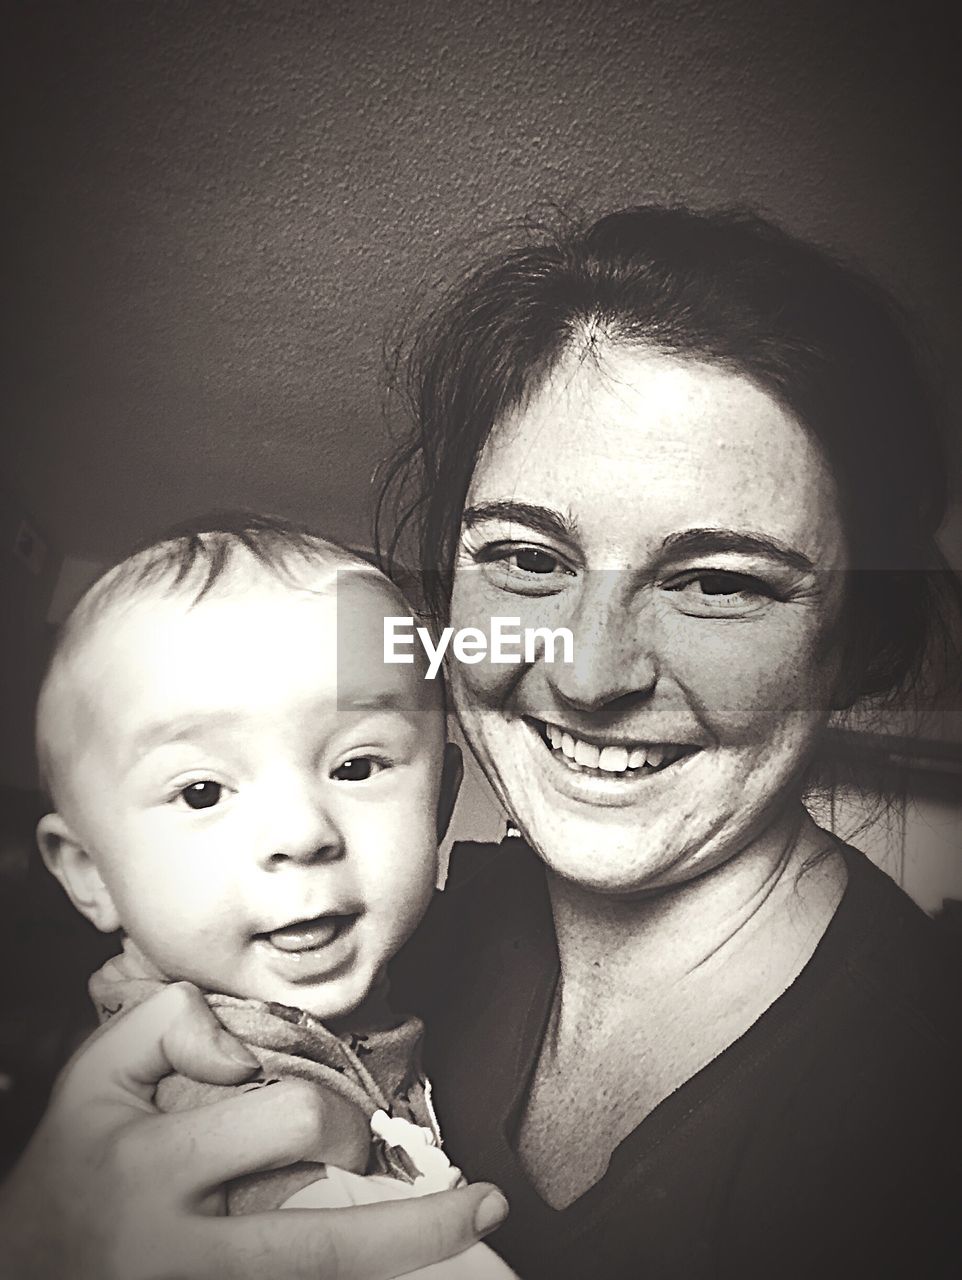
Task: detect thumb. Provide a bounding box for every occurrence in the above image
[218,1182,512,1280]
[60,982,260,1106]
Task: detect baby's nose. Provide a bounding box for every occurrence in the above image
[258,788,345,868]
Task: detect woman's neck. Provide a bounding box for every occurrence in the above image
[516,805,847,1206]
[543,805,846,1036]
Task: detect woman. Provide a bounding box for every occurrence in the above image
[3,206,960,1277]
[381,206,961,1277]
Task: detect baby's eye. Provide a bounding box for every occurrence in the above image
[178,780,224,810]
[330,756,386,782]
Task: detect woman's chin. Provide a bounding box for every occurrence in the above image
[474,715,805,897]
[517,804,717,896]
[477,722,704,893]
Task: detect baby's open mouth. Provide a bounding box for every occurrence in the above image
[257,915,356,953]
[533,720,697,776]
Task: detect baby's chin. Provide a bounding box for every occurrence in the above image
[321,974,397,1034]
[236,966,395,1030]
[126,939,383,1026]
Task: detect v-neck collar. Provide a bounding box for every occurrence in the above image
[470,835,877,1238]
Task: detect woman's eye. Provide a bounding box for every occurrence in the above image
[511,547,560,575]
[691,571,763,596]
[666,571,778,613]
[177,780,224,810]
[475,542,573,595]
[331,756,384,782]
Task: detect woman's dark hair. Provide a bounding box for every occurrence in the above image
[376,205,959,708]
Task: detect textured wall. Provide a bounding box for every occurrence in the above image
[5,0,961,562]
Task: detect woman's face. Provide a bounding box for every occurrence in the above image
[448,346,849,895]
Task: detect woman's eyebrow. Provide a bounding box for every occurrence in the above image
[660,528,816,571]
[461,501,577,542]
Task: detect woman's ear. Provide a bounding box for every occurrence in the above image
[36,812,122,933]
[435,742,464,841]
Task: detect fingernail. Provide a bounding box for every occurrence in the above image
[474,1189,509,1235]
[221,1037,260,1070]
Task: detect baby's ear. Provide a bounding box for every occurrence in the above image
[435,742,463,842]
[36,812,122,933]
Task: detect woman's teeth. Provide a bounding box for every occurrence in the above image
[543,723,684,774]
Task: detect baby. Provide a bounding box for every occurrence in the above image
[34,513,512,1276]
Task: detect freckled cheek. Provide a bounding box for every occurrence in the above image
[667,619,838,742]
[449,577,565,706]
[449,653,514,714]
[449,567,489,623]
[446,620,504,714]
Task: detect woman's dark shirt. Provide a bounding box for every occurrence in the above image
[392,838,962,1279]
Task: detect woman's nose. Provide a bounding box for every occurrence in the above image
[257,784,345,869]
[545,572,658,713]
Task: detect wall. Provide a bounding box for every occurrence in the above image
[4,0,960,898]
[0,488,60,790]
[6,0,960,562]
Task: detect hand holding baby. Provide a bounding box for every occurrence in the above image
[0,981,507,1278]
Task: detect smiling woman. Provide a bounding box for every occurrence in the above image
[378,205,962,1276]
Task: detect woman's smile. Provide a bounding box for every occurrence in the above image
[522,714,703,807]
[536,720,697,774]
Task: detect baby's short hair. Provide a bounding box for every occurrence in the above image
[36,510,387,804]
[75,509,375,617]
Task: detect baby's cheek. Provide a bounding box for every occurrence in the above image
[373,861,436,956]
[140,868,233,955]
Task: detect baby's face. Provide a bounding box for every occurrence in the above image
[55,572,446,1022]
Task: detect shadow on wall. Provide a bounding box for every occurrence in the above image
[0,487,63,791]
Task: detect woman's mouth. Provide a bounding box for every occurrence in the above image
[534,719,696,777]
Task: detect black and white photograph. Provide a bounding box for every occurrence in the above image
[2,2,961,1276]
